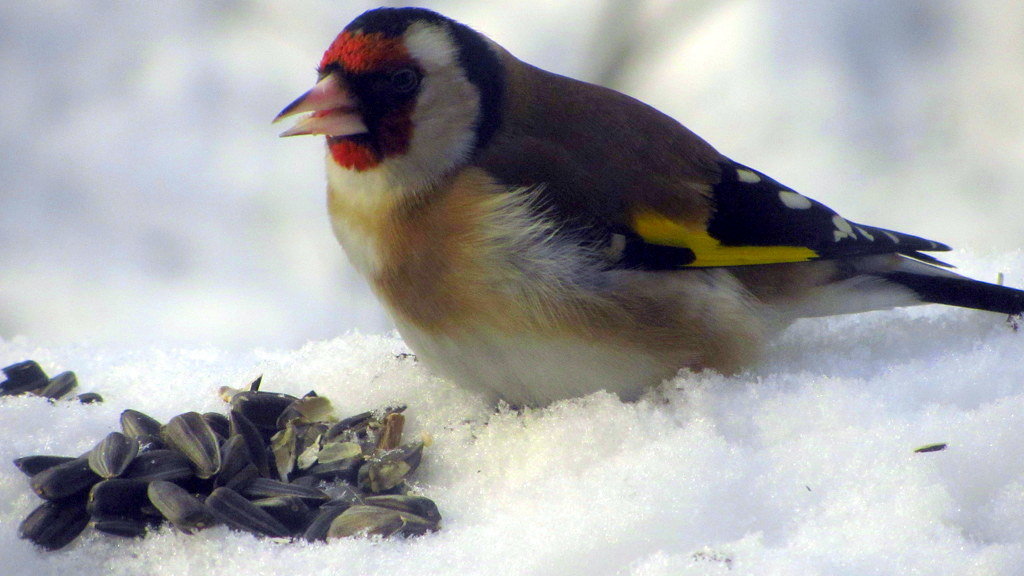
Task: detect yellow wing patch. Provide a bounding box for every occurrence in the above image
[630,210,819,267]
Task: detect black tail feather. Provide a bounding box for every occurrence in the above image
[883,272,1024,316]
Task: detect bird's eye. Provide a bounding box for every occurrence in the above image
[389,68,420,94]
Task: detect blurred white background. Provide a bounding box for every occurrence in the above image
[2,1,1022,350]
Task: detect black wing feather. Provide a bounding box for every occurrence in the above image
[616,161,952,271]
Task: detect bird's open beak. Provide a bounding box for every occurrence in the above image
[273,73,368,138]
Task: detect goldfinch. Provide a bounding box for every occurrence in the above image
[276,7,1024,406]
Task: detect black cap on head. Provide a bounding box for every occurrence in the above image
[345,7,449,37]
[346,7,505,152]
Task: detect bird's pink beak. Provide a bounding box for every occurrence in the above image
[273,73,368,138]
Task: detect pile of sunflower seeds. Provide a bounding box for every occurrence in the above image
[11,366,440,551]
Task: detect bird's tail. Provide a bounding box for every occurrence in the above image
[879,271,1024,316]
[769,254,1024,320]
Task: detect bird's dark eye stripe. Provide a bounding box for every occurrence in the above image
[345,68,421,98]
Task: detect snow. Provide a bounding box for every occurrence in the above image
[4,256,1024,574]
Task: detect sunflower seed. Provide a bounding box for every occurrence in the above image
[13,455,76,477]
[161,412,221,479]
[206,486,290,538]
[230,391,298,432]
[229,409,271,478]
[327,505,436,539]
[241,477,330,503]
[251,495,313,534]
[1,360,49,395]
[87,478,151,519]
[324,411,373,441]
[363,494,442,525]
[147,480,215,533]
[121,409,162,438]
[39,371,78,400]
[19,501,89,550]
[123,449,193,482]
[88,432,139,478]
[224,464,260,492]
[30,456,101,501]
[301,505,349,542]
[76,392,104,404]
[203,412,231,440]
[217,434,254,487]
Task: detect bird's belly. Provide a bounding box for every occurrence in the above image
[393,318,682,406]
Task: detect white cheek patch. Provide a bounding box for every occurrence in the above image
[371,22,480,189]
[403,22,459,70]
[778,190,813,210]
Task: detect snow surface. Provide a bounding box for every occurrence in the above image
[4,252,1024,575]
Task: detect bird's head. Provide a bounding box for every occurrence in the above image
[275,8,504,188]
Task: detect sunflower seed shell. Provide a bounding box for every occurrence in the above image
[30,456,101,501]
[206,486,291,538]
[147,480,215,534]
[88,432,139,478]
[161,412,221,479]
[327,505,436,539]
[13,455,76,477]
[1,360,49,395]
[363,494,442,525]
[19,501,89,550]
[120,409,162,438]
[39,371,78,400]
[87,478,152,520]
[123,449,193,482]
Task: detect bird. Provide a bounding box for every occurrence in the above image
[275,7,1024,407]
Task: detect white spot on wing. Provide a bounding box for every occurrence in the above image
[882,230,900,243]
[778,191,813,210]
[855,227,875,241]
[736,169,761,183]
[832,215,857,242]
[607,233,626,261]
